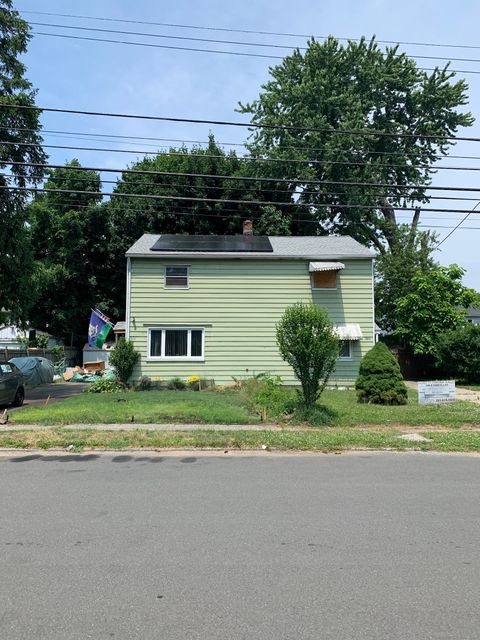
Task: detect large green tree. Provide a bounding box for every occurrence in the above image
[0,0,46,323]
[395,265,478,357]
[106,136,294,318]
[28,160,109,345]
[238,37,473,253]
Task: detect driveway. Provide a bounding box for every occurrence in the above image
[7,382,89,412]
[406,380,480,404]
[1,452,480,640]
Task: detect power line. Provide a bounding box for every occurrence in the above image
[7,170,480,204]
[19,9,480,52]
[17,193,480,230]
[2,103,478,142]
[0,171,376,201]
[436,201,480,248]
[4,137,480,172]
[6,183,480,215]
[28,21,302,51]
[27,21,480,66]
[8,159,480,194]
[31,200,480,224]
[0,125,251,149]
[9,125,480,161]
[32,31,282,60]
[30,31,480,76]
[9,125,480,162]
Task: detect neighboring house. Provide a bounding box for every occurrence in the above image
[125,227,375,386]
[0,325,24,349]
[0,325,63,350]
[466,308,480,325]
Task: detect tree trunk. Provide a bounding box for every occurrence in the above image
[379,198,398,252]
[408,207,421,248]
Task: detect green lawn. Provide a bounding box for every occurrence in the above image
[316,389,480,428]
[10,387,480,429]
[12,390,260,426]
[2,428,480,453]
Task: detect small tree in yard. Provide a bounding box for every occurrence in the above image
[109,338,139,387]
[395,265,478,357]
[355,342,408,405]
[276,303,339,407]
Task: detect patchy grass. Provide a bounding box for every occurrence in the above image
[2,428,480,452]
[315,389,480,428]
[238,381,480,429]
[12,390,260,426]
[10,387,480,429]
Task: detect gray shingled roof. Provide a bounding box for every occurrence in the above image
[126,234,373,259]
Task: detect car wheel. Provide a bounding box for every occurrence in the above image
[12,386,25,407]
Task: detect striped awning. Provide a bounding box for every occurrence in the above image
[333,323,363,340]
[309,261,345,272]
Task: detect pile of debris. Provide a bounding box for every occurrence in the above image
[63,360,116,383]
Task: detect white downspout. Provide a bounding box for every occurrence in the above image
[126,257,131,340]
[371,258,376,344]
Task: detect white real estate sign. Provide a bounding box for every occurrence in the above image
[418,380,456,405]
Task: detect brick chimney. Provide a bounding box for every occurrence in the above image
[243,219,253,236]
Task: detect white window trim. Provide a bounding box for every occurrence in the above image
[164,265,190,290]
[310,273,338,291]
[147,327,205,361]
[337,340,353,361]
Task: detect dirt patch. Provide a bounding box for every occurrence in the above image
[340,423,480,432]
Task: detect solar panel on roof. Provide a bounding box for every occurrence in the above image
[151,235,273,253]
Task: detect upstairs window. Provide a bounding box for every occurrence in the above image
[309,261,344,290]
[164,265,189,289]
[311,270,337,289]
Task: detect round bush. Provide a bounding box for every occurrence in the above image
[355,342,408,405]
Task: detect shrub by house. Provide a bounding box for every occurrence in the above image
[276,302,339,407]
[109,338,140,386]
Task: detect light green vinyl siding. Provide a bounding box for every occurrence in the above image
[128,258,374,385]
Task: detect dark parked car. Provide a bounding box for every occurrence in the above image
[0,361,25,407]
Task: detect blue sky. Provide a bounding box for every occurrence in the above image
[16,0,480,287]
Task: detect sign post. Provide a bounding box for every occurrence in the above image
[418,380,456,405]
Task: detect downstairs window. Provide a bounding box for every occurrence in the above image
[148,328,204,360]
[338,341,352,360]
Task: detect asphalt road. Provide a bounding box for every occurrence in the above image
[7,382,88,412]
[1,452,480,640]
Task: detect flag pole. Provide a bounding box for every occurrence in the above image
[92,308,112,325]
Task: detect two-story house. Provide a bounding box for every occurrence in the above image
[125,224,374,386]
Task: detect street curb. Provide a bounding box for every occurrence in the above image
[1,447,480,458]
[2,422,283,431]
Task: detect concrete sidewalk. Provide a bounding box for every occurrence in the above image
[3,422,282,432]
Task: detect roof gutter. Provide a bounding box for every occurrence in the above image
[125,252,374,260]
